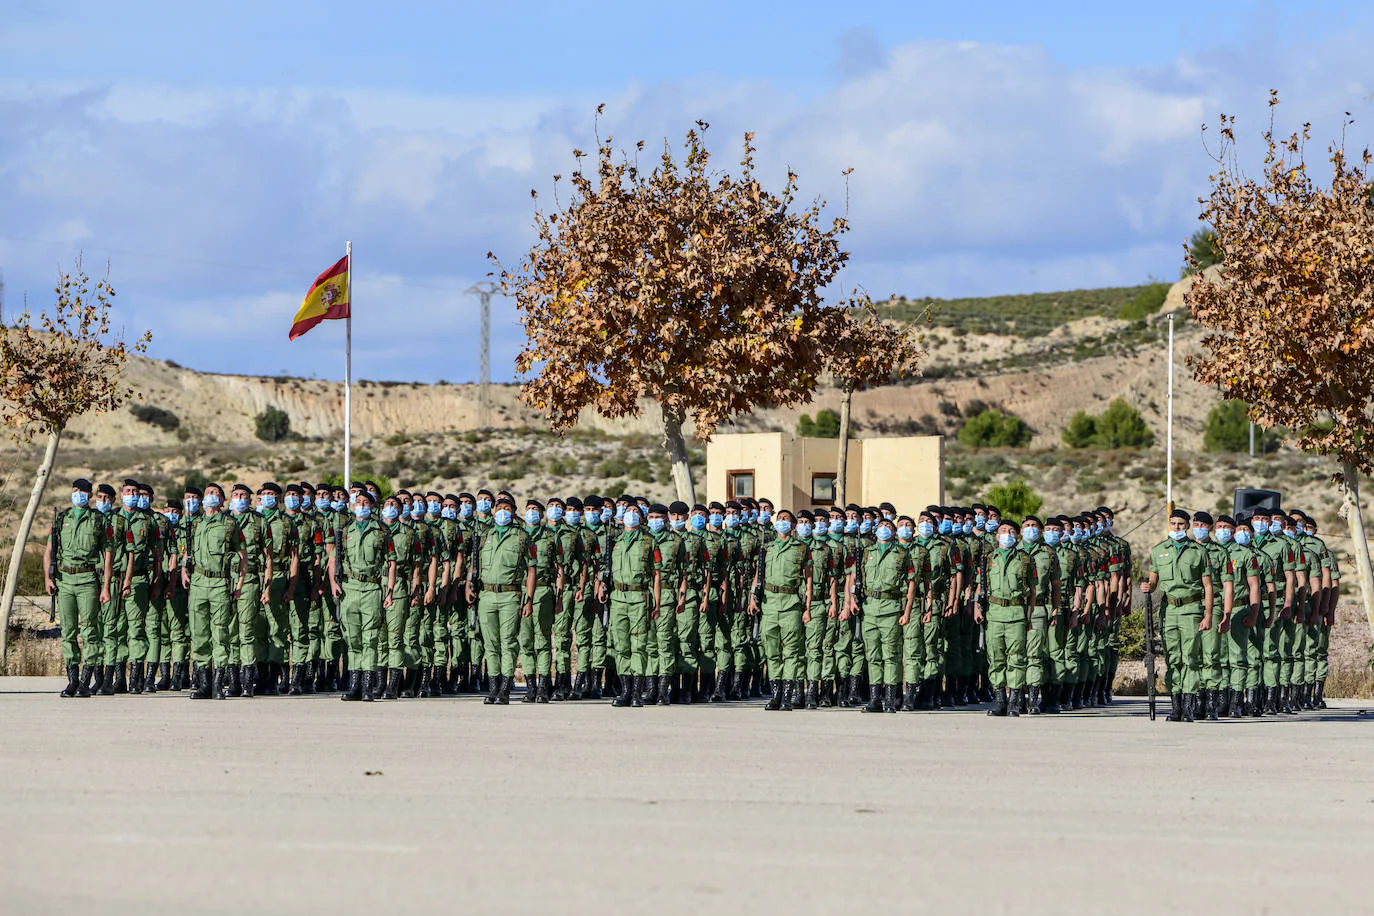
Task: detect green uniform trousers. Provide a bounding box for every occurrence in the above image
[381,582,410,668]
[985,610,1028,690]
[901,612,924,685]
[553,586,576,675]
[99,583,126,665]
[289,575,314,666]
[699,589,725,677]
[919,613,944,680]
[168,587,190,663]
[651,594,680,676]
[1046,612,1070,683]
[574,592,605,672]
[264,574,290,666]
[949,611,976,678]
[187,575,234,668]
[519,585,555,679]
[1162,604,1203,695]
[340,580,384,671]
[477,590,521,678]
[730,602,752,673]
[825,606,853,679]
[1200,607,1225,690]
[1026,607,1050,687]
[677,587,701,676]
[1226,617,1254,691]
[57,575,102,666]
[235,575,264,665]
[760,593,805,682]
[804,602,833,681]
[608,590,650,676]
[861,600,902,687]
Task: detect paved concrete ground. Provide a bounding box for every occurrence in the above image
[3,678,1372,915]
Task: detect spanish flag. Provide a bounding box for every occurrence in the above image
[288,255,350,340]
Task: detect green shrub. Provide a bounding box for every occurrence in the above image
[1062,399,1153,449]
[131,404,180,432]
[984,480,1043,525]
[322,472,393,502]
[254,407,291,443]
[957,408,1032,449]
[1119,282,1169,321]
[1204,400,1279,454]
[1183,228,1220,276]
[182,469,210,494]
[797,408,843,438]
[1118,611,1146,659]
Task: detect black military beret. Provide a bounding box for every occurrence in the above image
[395,489,410,498]
[260,482,282,495]
[798,509,814,520]
[355,489,376,505]
[285,484,303,495]
[349,480,366,491]
[725,500,741,510]
[230,483,252,495]
[918,510,934,522]
[668,500,689,515]
[477,488,494,498]
[121,477,139,489]
[526,499,545,513]
[165,498,181,509]
[708,501,724,512]
[444,494,459,504]
[1250,506,1271,517]
[985,505,1002,515]
[1192,511,1213,525]
[315,482,332,493]
[583,496,602,509]
[454,492,471,502]
[72,478,93,493]
[1022,515,1042,527]
[565,497,583,510]
[494,495,516,510]
[1044,516,1064,528]
[1234,513,1252,528]
[97,483,116,498]
[139,483,154,495]
[497,489,515,501]
[1169,508,1190,522]
[775,507,795,520]
[183,486,203,498]
[648,503,669,515]
[1217,514,1235,526]
[997,519,1018,532]
[692,504,707,514]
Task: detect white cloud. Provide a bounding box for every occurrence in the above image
[1,32,1370,382]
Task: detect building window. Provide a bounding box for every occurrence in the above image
[811,473,836,506]
[727,470,755,501]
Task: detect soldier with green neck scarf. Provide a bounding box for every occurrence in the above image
[45,478,116,697]
[518,500,560,704]
[467,495,535,705]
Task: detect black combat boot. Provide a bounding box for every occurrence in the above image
[60,664,80,697]
[987,688,1008,717]
[155,662,172,691]
[979,675,996,703]
[286,665,302,696]
[1166,692,1182,721]
[587,668,603,699]
[654,675,670,706]
[884,684,898,713]
[861,682,883,713]
[724,670,740,701]
[1067,682,1081,710]
[168,662,184,692]
[1208,689,1221,720]
[1248,687,1262,717]
[570,671,586,701]
[336,669,359,701]
[180,664,192,690]
[1229,689,1244,718]
[359,670,375,702]
[1095,677,1107,706]
[551,673,567,701]
[929,677,943,710]
[764,678,783,711]
[96,664,114,695]
[520,675,537,703]
[127,662,143,694]
[415,666,430,698]
[1104,677,1114,703]
[1263,685,1277,715]
[537,675,552,704]
[113,663,128,694]
[780,680,796,711]
[1007,688,1022,717]
[611,675,633,708]
[428,667,443,697]
[1046,683,1062,714]
[803,681,818,710]
[710,670,728,703]
[1304,683,1317,710]
[1181,692,1196,722]
[481,673,499,705]
[938,677,952,708]
[240,663,256,698]
[1026,685,1041,715]
[212,666,228,699]
[382,668,399,700]
[626,675,641,708]
[188,666,211,700]
[1316,680,1327,709]
[900,683,916,712]
[223,664,238,698]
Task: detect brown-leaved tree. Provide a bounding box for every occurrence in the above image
[0,258,151,666]
[1186,92,1374,634]
[498,115,872,502]
[820,297,927,505]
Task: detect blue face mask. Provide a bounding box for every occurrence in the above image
[708,513,723,528]
[917,521,934,538]
[285,495,301,511]
[459,503,474,519]
[410,504,424,519]
[689,515,706,531]
[204,493,222,509]
[814,521,828,536]
[747,510,758,523]
[260,494,277,510]
[585,513,600,527]
[897,525,913,540]
[797,522,812,538]
[166,512,179,525]
[184,497,200,514]
[1215,528,1232,543]
[670,518,686,531]
[315,497,330,510]
[95,500,112,514]
[493,509,512,527]
[548,506,564,522]
[121,494,137,509]
[844,520,859,534]
[1168,529,1187,541]
[938,520,953,535]
[476,499,492,515]
[229,497,248,513]
[330,499,345,511]
[354,505,371,520]
[860,520,874,535]
[425,500,440,515]
[615,505,626,521]
[600,507,612,522]
[724,515,740,528]
[962,522,974,535]
[1192,526,1209,542]
[647,517,665,533]
[137,495,150,510]
[525,509,542,526]
[1235,530,1252,546]
[875,526,893,542]
[566,511,581,525]
[1044,530,1061,546]
[1282,527,1295,538]
[773,519,791,535]
[441,506,456,520]
[623,510,640,529]
[986,518,1000,530]
[382,506,399,521]
[72,492,89,508]
[1022,527,1040,543]
[998,533,1017,549]
[973,518,986,532]
[759,511,772,525]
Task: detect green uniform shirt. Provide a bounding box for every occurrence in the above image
[1149,538,1209,611]
[189,512,242,580]
[473,524,529,588]
[118,507,159,578]
[984,546,1036,614]
[339,517,394,584]
[262,509,296,578]
[230,511,268,579]
[526,525,558,588]
[1019,540,1060,609]
[860,540,910,603]
[611,528,656,591]
[50,506,113,576]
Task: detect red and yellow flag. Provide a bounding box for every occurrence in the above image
[288,255,350,340]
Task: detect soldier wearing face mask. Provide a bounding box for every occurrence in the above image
[645,503,686,705]
[749,509,812,711]
[467,496,535,705]
[721,501,749,699]
[329,489,397,702]
[431,493,462,694]
[845,516,912,714]
[548,497,582,701]
[518,500,560,703]
[183,483,250,699]
[46,478,116,697]
[979,521,1037,717]
[674,501,708,703]
[572,495,608,699]
[799,510,840,709]
[597,499,660,708]
[1141,508,1214,722]
[283,483,321,694]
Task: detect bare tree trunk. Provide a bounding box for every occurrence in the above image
[0,429,61,670]
[835,385,853,506]
[1339,459,1374,639]
[661,408,695,504]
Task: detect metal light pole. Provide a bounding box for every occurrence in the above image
[465,282,497,429]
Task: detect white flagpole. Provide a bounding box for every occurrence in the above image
[1166,313,1175,525]
[344,240,352,494]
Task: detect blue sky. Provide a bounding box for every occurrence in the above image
[2,1,1371,383]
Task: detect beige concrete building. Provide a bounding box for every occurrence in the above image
[705,432,945,512]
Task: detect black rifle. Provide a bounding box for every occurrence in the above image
[48,508,59,622]
[599,526,614,629]
[851,542,865,647]
[750,537,766,642]
[1143,589,1158,721]
[466,525,481,629]
[333,519,346,623]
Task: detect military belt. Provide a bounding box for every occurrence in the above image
[612,582,645,593]
[764,584,798,595]
[485,583,521,593]
[348,573,381,585]
[989,595,1024,607]
[196,570,228,579]
[870,587,903,600]
[1169,589,1203,603]
[59,563,96,575]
